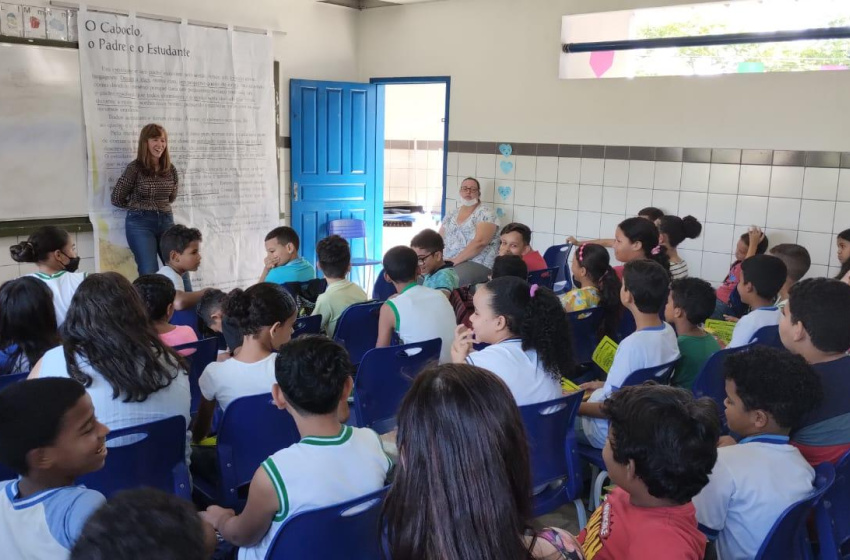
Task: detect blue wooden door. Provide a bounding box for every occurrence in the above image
[290,80,384,267]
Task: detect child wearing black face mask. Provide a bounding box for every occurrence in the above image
[9,226,86,326]
[561,243,623,340]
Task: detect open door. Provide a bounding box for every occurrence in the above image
[289,80,384,268]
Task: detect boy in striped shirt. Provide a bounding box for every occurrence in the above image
[201,336,392,560]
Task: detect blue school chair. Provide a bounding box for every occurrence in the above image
[170,307,201,338]
[264,486,389,560]
[333,301,383,366]
[749,325,784,349]
[174,337,219,416]
[691,344,753,434]
[578,358,680,510]
[520,392,587,528]
[0,371,28,391]
[351,338,441,434]
[615,309,636,342]
[194,393,300,510]
[543,243,573,294]
[329,219,382,291]
[527,266,559,291]
[293,314,322,338]
[567,307,606,366]
[371,269,396,301]
[815,451,850,560]
[78,415,190,500]
[756,461,834,560]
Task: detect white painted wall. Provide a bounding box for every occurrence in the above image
[358,0,850,150]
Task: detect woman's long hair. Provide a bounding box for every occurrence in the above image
[619,216,671,271]
[137,123,171,175]
[382,363,537,560]
[61,272,183,402]
[0,277,60,374]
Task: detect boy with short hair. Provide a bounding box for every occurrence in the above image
[578,384,719,559]
[376,246,457,363]
[728,254,787,348]
[157,224,210,310]
[769,243,811,308]
[133,274,198,355]
[449,254,528,328]
[198,288,243,358]
[693,346,821,560]
[71,488,216,560]
[578,259,681,449]
[312,235,367,337]
[260,226,316,285]
[780,278,850,465]
[0,378,108,558]
[200,337,391,559]
[499,222,547,272]
[665,278,721,390]
[411,228,459,296]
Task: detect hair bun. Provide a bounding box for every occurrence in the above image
[222,288,251,325]
[682,215,703,239]
[9,242,36,263]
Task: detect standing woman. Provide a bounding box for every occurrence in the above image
[440,177,501,286]
[111,124,180,277]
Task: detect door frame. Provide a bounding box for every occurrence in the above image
[368,76,451,218]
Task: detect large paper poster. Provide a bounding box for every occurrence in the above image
[78,9,277,290]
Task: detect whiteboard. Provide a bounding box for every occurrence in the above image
[0,42,88,220]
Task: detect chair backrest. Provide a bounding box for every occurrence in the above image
[353,338,442,434]
[333,301,383,365]
[692,345,751,433]
[0,371,28,391]
[170,308,200,337]
[567,308,606,365]
[78,415,190,499]
[173,337,219,415]
[372,269,396,301]
[520,392,585,495]
[527,266,559,290]
[749,325,784,349]
[264,486,388,560]
[615,309,636,342]
[815,450,850,560]
[543,243,573,292]
[756,461,835,560]
[293,315,322,339]
[328,219,367,240]
[621,359,679,388]
[217,394,301,502]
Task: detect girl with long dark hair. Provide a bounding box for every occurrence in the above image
[0,277,60,375]
[612,217,671,277]
[562,243,623,340]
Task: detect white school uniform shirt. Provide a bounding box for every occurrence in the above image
[0,481,105,559]
[728,306,782,348]
[466,339,562,406]
[198,352,277,412]
[692,435,815,560]
[238,425,392,560]
[38,346,191,434]
[385,284,456,364]
[28,270,87,326]
[581,323,680,448]
[156,265,184,291]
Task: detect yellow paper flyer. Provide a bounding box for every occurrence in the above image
[592,336,619,374]
[704,319,736,346]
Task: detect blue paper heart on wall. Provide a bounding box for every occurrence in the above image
[497,185,512,200]
[496,207,505,218]
[499,161,514,174]
[499,144,513,157]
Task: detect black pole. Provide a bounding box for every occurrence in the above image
[563,26,850,54]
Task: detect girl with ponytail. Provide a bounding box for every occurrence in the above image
[612,217,671,278]
[562,243,623,340]
[451,276,574,405]
[658,215,703,279]
[835,229,850,284]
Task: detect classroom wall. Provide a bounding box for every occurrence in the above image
[358,0,850,283]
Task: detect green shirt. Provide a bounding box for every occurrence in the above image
[312,280,368,337]
[673,333,721,390]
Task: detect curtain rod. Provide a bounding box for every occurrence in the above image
[48,1,286,35]
[563,26,850,54]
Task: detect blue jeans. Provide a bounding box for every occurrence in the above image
[125,210,192,290]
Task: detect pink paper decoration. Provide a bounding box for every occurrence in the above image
[589,51,615,78]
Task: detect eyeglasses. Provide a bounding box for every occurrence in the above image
[417,251,436,265]
[459,186,480,194]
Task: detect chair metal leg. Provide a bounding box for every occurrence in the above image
[573,498,588,530]
[592,469,608,511]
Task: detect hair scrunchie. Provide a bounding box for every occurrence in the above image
[529,283,539,298]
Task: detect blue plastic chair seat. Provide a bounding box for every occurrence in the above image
[78,415,191,499]
[170,307,201,338]
[371,269,396,301]
[543,244,574,295]
[174,337,220,416]
[293,314,322,338]
[0,371,28,391]
[815,450,850,560]
[333,301,384,366]
[749,325,784,349]
[692,344,752,434]
[527,266,559,290]
[567,307,605,365]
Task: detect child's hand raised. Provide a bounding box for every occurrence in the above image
[748,226,764,246]
[451,324,475,364]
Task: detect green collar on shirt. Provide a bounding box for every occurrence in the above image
[33,271,67,280]
[401,282,417,294]
[300,425,353,446]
